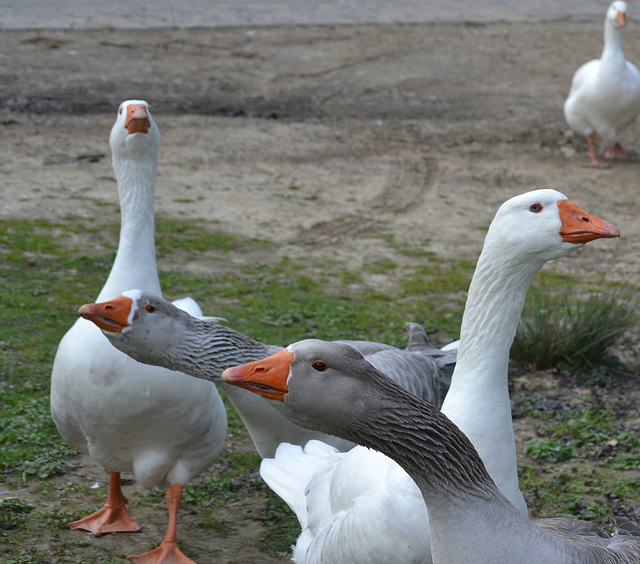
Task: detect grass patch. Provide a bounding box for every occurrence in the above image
[260,493,300,555]
[512,284,637,369]
[1,211,638,562]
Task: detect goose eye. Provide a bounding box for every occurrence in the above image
[311,361,328,372]
[144,304,156,313]
[529,203,543,213]
[118,107,123,115]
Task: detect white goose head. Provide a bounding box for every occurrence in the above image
[607,1,628,28]
[480,189,619,267]
[109,99,161,166]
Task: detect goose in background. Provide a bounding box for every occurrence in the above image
[564,1,640,167]
[78,190,619,563]
[77,291,455,458]
[255,189,619,563]
[221,339,640,564]
[50,100,226,564]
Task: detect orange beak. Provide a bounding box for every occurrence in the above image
[78,295,134,333]
[221,349,295,401]
[616,10,627,26]
[557,199,620,244]
[125,103,151,134]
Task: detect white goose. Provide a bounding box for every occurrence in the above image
[50,100,227,564]
[77,190,619,563]
[254,189,619,563]
[76,294,453,458]
[221,340,640,564]
[564,1,640,167]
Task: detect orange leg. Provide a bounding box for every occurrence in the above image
[582,133,610,168]
[127,484,194,564]
[602,142,629,161]
[69,471,142,536]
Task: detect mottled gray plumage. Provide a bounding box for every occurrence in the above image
[92,289,453,457]
[250,339,640,564]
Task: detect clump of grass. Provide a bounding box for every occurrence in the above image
[512,285,637,369]
[260,493,299,556]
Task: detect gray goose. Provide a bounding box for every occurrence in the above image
[222,339,640,564]
[78,291,451,457]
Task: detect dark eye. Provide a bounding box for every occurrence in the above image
[529,203,543,213]
[145,304,156,313]
[311,361,327,372]
[118,107,123,115]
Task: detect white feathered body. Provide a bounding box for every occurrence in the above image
[50,100,226,491]
[564,1,640,149]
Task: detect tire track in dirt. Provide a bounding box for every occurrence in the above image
[296,147,437,246]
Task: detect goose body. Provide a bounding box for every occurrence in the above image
[257,189,619,563]
[50,100,226,563]
[564,1,640,166]
[77,292,452,458]
[79,190,620,563]
[221,340,640,564]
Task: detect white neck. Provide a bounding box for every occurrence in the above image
[602,17,625,67]
[441,242,544,515]
[97,155,161,301]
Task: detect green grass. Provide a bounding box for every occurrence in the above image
[0,214,465,561]
[1,213,638,562]
[514,382,640,524]
[512,283,637,370]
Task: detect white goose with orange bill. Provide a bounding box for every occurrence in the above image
[50,100,227,564]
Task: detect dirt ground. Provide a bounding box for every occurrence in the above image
[1,16,639,563]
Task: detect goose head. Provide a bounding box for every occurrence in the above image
[109,99,161,164]
[608,1,628,27]
[481,189,619,268]
[221,339,388,435]
[78,289,193,365]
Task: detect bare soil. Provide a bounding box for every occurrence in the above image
[1,18,639,563]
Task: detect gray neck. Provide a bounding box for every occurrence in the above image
[327,373,498,507]
[130,316,355,457]
[160,316,274,380]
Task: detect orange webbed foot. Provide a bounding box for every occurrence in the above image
[68,471,141,536]
[127,540,195,564]
[69,502,142,536]
[602,143,629,161]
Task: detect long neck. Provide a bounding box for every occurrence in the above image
[441,242,544,513]
[98,155,161,301]
[146,319,354,457]
[331,377,568,564]
[602,17,625,68]
[168,317,275,380]
[341,376,498,507]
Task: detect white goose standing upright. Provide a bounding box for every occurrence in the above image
[221,340,640,564]
[50,100,226,564]
[254,189,619,563]
[564,1,640,167]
